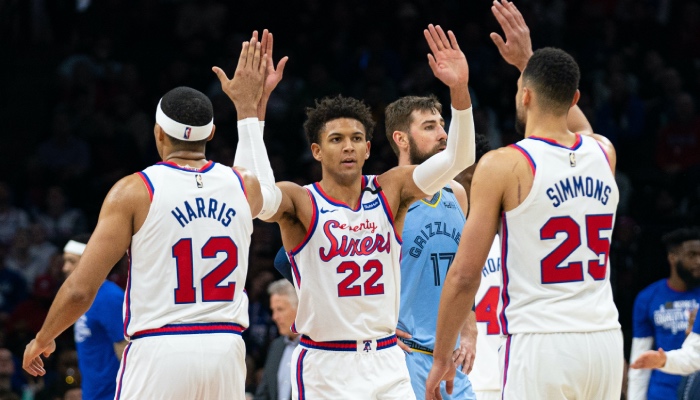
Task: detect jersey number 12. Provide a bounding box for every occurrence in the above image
[172,237,238,304]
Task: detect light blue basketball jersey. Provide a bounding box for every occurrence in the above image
[398,187,466,350]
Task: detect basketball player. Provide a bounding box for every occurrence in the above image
[63,233,127,400]
[454,136,502,400]
[627,228,700,400]
[426,1,623,398]
[386,96,477,400]
[236,25,476,399]
[24,36,276,400]
[631,309,700,376]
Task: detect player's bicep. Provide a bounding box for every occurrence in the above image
[452,156,505,276]
[261,181,304,223]
[69,178,140,293]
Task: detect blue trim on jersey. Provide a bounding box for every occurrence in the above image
[499,213,511,335]
[529,133,583,150]
[510,144,536,174]
[296,349,307,400]
[374,176,402,244]
[501,335,512,400]
[130,322,244,339]
[137,171,155,200]
[596,141,612,166]
[310,176,367,211]
[123,247,133,338]
[290,190,319,256]
[115,342,132,400]
[156,160,215,173]
[300,334,397,351]
[289,254,302,288]
[231,168,247,199]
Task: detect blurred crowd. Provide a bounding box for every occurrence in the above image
[1,0,700,398]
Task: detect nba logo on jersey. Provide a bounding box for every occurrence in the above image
[184,127,192,139]
[569,152,576,167]
[363,340,372,352]
[195,174,203,188]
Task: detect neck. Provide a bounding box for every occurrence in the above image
[164,151,208,168]
[668,272,688,292]
[397,152,411,167]
[319,175,363,207]
[524,109,576,144]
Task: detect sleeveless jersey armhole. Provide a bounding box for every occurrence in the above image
[136,172,154,202]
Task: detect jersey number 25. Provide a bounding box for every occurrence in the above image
[540,214,613,284]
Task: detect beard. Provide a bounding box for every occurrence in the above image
[676,260,700,289]
[408,136,445,165]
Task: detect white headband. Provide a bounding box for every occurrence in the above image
[64,240,87,256]
[155,99,214,141]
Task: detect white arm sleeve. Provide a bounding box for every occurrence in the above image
[234,118,282,220]
[660,332,700,375]
[628,336,654,400]
[412,106,476,195]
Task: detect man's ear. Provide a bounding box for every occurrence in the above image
[392,131,408,151]
[311,143,322,162]
[206,125,216,142]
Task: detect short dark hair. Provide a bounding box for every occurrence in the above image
[662,227,700,253]
[385,95,442,156]
[474,132,491,163]
[303,95,375,145]
[159,86,213,150]
[522,47,580,114]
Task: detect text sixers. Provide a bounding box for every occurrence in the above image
[319,219,391,262]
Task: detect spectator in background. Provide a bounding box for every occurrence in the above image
[34,110,91,184]
[63,233,125,400]
[628,228,700,400]
[0,348,22,398]
[5,228,50,291]
[255,279,299,400]
[33,186,87,245]
[28,224,57,276]
[655,92,700,175]
[0,183,29,247]
[0,247,27,326]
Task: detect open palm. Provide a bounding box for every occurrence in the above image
[424,25,469,88]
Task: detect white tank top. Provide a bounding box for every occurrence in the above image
[124,161,252,338]
[288,176,402,341]
[470,235,502,392]
[500,134,620,334]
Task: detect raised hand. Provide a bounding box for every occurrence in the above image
[424,24,469,88]
[212,34,267,119]
[490,0,533,72]
[630,348,667,370]
[256,30,289,100]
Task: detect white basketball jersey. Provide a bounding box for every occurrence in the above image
[124,161,252,337]
[289,176,402,341]
[500,134,620,334]
[470,235,502,392]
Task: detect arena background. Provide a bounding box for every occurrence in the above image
[1,0,699,397]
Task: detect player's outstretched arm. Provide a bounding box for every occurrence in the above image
[23,175,142,376]
[426,151,506,399]
[214,35,283,220]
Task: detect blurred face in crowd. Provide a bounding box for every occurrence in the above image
[270,293,297,338]
[673,239,700,289]
[63,252,81,277]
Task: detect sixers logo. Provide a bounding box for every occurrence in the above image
[363,340,372,352]
[183,127,192,139]
[319,220,391,262]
